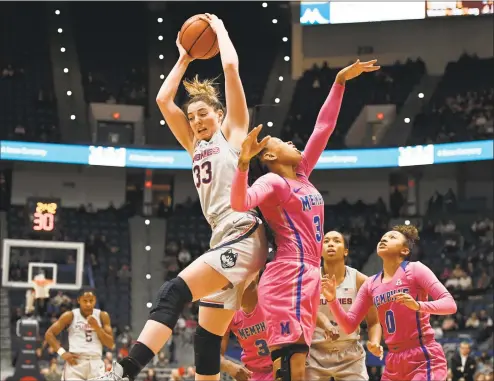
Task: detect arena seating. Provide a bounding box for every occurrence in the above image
[70,2,149,107]
[282,59,426,148]
[409,55,494,145]
[0,3,60,143]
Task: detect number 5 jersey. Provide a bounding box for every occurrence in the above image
[68,308,103,355]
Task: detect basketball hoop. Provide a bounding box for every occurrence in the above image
[32,278,54,300]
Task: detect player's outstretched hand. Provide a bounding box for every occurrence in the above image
[336,59,380,83]
[321,274,337,302]
[232,363,252,381]
[393,292,420,311]
[61,352,79,366]
[239,125,271,164]
[367,341,384,360]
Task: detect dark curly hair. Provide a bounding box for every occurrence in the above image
[392,224,420,252]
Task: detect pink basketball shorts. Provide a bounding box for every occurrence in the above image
[381,340,447,381]
[258,260,320,348]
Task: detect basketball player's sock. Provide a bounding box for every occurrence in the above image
[119,342,155,380]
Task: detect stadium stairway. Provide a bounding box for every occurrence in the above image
[45,2,90,143]
[253,48,297,135]
[129,217,166,337]
[380,75,442,147]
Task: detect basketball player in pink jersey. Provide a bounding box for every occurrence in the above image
[322,225,457,381]
[221,277,272,381]
[307,231,382,381]
[231,59,380,381]
[45,288,114,380]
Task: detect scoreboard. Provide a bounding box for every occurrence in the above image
[300,1,493,25]
[26,198,61,235]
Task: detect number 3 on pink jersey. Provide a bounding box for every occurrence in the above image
[255,339,269,356]
[313,215,322,242]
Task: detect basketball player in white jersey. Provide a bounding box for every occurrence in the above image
[45,288,114,380]
[306,231,383,381]
[96,13,267,381]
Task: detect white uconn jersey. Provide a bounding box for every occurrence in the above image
[193,130,255,227]
[68,309,103,356]
[313,266,360,348]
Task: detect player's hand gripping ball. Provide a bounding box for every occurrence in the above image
[179,13,220,60]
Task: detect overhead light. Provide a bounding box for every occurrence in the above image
[274,98,280,103]
[262,2,267,7]
[159,54,164,60]
[282,37,288,42]
[70,115,76,120]
[58,28,63,33]
[284,56,290,62]
[157,17,163,23]
[267,121,273,127]
[66,91,72,96]
[404,118,411,123]
[63,68,69,73]
[160,120,165,126]
[158,35,163,41]
[418,93,424,98]
[55,10,60,15]
[278,76,284,81]
[60,47,66,52]
[272,19,278,24]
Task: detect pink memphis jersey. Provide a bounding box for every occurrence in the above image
[229,304,272,371]
[328,261,457,349]
[231,83,345,266]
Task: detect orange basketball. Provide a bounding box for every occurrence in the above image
[179,14,219,60]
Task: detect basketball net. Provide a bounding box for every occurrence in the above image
[32,278,54,299]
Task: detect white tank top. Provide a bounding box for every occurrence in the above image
[68,308,103,355]
[192,130,257,228]
[312,266,360,348]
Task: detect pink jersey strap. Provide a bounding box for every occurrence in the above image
[298,83,345,177]
[328,278,373,334]
[412,262,458,315]
[231,170,290,212]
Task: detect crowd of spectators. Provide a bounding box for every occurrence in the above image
[0,3,60,143]
[282,58,426,148]
[409,55,494,145]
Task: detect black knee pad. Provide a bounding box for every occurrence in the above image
[148,277,193,330]
[194,325,222,376]
[271,344,309,381]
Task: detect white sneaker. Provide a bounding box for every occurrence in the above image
[90,361,130,381]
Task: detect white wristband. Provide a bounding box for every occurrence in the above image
[57,348,66,356]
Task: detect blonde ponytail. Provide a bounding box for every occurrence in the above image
[183,75,220,101]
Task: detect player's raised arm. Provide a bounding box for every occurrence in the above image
[394,262,457,315]
[156,35,195,155]
[322,275,374,334]
[45,311,79,365]
[301,60,380,176]
[201,13,249,150]
[88,311,115,350]
[231,126,288,211]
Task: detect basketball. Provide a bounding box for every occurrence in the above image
[179,14,219,60]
